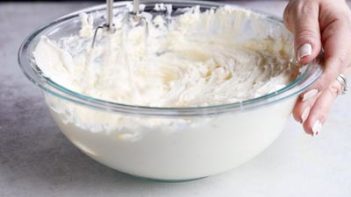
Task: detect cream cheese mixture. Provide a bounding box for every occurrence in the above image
[33,5,296,108]
[31,4,301,180]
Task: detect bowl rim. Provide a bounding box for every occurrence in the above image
[18,0,323,116]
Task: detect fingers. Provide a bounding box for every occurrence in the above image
[293,67,351,136]
[287,0,351,136]
[303,80,341,135]
[292,89,319,123]
[303,8,351,97]
[283,0,322,64]
[295,35,351,136]
[293,79,342,136]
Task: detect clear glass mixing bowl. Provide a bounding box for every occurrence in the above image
[18,0,323,181]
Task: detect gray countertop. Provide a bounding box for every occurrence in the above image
[1,1,351,197]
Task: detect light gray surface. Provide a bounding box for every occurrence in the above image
[1,1,351,197]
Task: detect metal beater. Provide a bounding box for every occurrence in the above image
[91,0,147,48]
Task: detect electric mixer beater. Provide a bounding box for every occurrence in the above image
[91,0,148,48]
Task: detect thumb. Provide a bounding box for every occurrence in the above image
[285,1,322,64]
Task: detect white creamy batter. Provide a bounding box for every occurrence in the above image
[33,4,300,180]
[34,5,295,108]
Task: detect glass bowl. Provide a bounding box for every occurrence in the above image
[18,0,322,181]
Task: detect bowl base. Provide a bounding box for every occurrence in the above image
[119,171,208,183]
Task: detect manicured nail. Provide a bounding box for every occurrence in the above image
[301,106,310,123]
[312,120,323,136]
[297,43,312,61]
[302,89,318,102]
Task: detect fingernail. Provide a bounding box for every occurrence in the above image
[312,120,323,136]
[297,43,312,61]
[301,106,310,123]
[302,89,319,102]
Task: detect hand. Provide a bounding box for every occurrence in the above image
[283,0,351,135]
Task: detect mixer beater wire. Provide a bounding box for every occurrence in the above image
[91,0,148,48]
